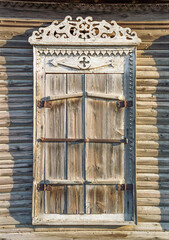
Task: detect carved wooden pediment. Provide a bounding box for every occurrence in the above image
[29,16,141,45]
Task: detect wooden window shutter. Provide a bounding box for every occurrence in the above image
[29,16,141,225]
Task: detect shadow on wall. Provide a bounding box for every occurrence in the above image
[136,35,169,228]
[0,24,44,226]
[1,20,169,231]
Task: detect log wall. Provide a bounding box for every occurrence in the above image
[0,4,169,239]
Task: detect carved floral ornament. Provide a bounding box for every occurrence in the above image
[29,16,141,46]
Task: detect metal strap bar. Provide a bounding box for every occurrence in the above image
[37,92,127,108]
[40,137,128,144]
[37,183,133,192]
[37,93,83,108]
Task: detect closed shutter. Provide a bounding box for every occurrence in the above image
[29,16,141,225]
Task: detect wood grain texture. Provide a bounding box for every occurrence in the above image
[0,11,168,238]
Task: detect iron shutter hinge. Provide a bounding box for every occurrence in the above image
[37,100,52,108]
[117,184,133,191]
[37,183,52,191]
[117,100,133,108]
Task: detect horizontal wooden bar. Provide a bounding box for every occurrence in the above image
[39,138,128,144]
[47,179,125,185]
[86,92,124,100]
[37,182,133,191]
[41,92,124,102]
[45,92,83,101]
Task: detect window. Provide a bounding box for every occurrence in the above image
[29,16,141,225]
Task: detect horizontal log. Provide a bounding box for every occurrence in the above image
[0,65,33,72]
[0,183,32,193]
[0,56,33,65]
[137,109,169,118]
[0,151,32,160]
[0,163,33,170]
[0,127,32,136]
[137,165,169,174]
[137,174,169,182]
[1,231,169,240]
[136,66,169,71]
[136,117,169,125]
[138,206,169,215]
[136,79,169,87]
[138,214,169,223]
[137,50,169,58]
[138,198,169,206]
[0,110,33,120]
[0,215,31,225]
[0,72,32,80]
[137,42,169,50]
[137,58,169,66]
[136,125,169,133]
[0,19,164,28]
[0,176,32,185]
[0,119,33,127]
[0,95,33,103]
[0,87,33,94]
[136,71,169,79]
[0,191,32,201]
[136,86,169,94]
[137,157,169,166]
[137,149,169,157]
[0,20,46,27]
[0,167,32,177]
[136,133,169,141]
[0,103,33,111]
[137,141,169,149]
[137,181,169,190]
[0,143,32,152]
[137,190,169,199]
[0,79,33,87]
[0,48,32,57]
[135,29,169,41]
[0,27,34,40]
[0,40,31,48]
[0,222,168,232]
[0,207,31,216]
[0,199,31,208]
[137,102,169,109]
[0,159,33,168]
[136,93,169,101]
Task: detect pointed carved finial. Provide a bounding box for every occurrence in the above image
[29,16,141,45]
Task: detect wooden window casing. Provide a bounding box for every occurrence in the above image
[29,16,141,225]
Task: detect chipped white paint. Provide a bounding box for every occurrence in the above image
[29,16,141,46]
[45,54,125,73]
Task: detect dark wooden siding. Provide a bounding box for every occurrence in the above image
[0,9,169,239]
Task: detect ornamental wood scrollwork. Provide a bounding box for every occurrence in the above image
[29,16,141,45]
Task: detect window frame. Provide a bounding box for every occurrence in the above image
[29,16,141,226]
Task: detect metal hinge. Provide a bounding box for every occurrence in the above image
[37,184,52,191]
[37,100,52,108]
[117,100,133,108]
[117,184,133,191]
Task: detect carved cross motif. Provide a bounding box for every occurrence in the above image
[78,55,90,69]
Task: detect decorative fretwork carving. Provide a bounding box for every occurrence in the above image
[29,16,141,45]
[48,55,124,72]
[37,48,132,56]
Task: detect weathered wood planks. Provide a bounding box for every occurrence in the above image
[0,11,168,239]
